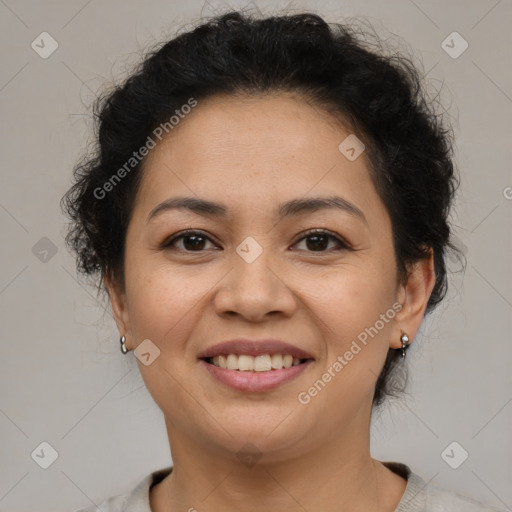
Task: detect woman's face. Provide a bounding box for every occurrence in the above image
[107,93,431,461]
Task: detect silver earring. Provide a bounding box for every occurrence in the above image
[120,335,128,354]
[400,331,409,359]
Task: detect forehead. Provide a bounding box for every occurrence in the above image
[135,93,375,208]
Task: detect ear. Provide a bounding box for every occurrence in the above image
[104,273,132,350]
[390,249,436,349]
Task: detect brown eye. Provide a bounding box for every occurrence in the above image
[293,229,350,252]
[162,230,217,251]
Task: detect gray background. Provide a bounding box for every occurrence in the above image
[0,0,511,510]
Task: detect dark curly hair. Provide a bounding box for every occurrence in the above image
[61,10,461,408]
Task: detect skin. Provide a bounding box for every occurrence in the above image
[106,93,435,511]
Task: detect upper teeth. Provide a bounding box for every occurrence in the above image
[211,354,302,371]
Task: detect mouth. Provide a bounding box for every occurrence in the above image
[201,354,313,372]
[197,339,315,392]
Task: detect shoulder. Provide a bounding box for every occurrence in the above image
[383,462,507,512]
[70,466,173,512]
[424,480,507,512]
[72,493,128,512]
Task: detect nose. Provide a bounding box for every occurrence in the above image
[213,248,298,322]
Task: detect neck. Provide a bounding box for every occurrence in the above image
[150,411,406,511]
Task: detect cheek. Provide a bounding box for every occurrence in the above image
[123,257,199,346]
[312,256,397,361]
[123,262,205,420]
[298,271,397,421]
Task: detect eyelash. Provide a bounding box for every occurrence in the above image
[161,228,351,253]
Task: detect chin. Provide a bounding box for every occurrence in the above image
[211,411,310,455]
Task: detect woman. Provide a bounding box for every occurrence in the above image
[63,10,505,512]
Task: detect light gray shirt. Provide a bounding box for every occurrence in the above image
[73,462,507,511]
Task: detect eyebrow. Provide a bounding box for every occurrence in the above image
[146,195,367,225]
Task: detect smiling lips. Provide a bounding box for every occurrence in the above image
[198,338,314,392]
[211,353,302,371]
